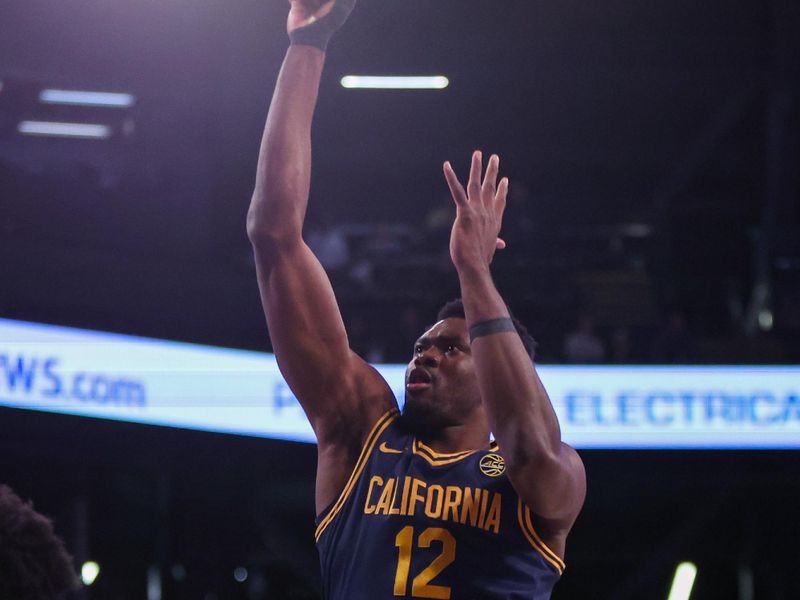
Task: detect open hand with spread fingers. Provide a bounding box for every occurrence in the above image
[443,151,509,273]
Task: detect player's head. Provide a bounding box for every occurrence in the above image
[436,299,536,360]
[0,485,79,600]
[402,299,536,434]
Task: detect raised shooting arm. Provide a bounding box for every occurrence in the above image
[247,0,395,513]
[444,152,586,555]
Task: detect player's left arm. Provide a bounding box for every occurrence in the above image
[444,151,586,527]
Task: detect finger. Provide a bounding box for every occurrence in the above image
[467,150,482,200]
[496,238,507,251]
[482,154,500,199]
[443,161,468,207]
[493,177,509,221]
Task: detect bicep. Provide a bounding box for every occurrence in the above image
[252,237,395,435]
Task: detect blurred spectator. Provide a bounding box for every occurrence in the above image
[0,485,79,600]
[422,197,453,248]
[609,327,632,364]
[502,180,536,247]
[399,307,423,350]
[563,313,606,363]
[386,306,424,362]
[651,310,694,363]
[422,197,456,269]
[348,259,376,293]
[347,315,386,363]
[362,223,405,258]
[306,220,350,272]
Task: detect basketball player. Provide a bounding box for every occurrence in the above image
[246,1,586,597]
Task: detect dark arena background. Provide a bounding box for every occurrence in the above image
[1,0,799,599]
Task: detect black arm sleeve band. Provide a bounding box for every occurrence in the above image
[469,318,516,341]
[289,0,357,51]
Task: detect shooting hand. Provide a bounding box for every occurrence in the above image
[443,151,509,272]
[288,0,356,51]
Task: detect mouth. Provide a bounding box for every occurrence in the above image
[406,367,433,394]
[406,382,432,393]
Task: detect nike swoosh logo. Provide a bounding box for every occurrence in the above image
[379,442,403,454]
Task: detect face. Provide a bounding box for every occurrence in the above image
[402,318,482,433]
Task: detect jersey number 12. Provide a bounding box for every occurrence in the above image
[393,526,456,599]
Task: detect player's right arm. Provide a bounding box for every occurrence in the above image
[246,0,395,514]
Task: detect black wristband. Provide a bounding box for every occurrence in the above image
[288,0,356,51]
[469,318,516,341]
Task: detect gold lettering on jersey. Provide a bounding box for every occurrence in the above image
[375,478,395,514]
[424,485,444,519]
[388,476,402,515]
[364,476,502,534]
[399,476,411,515]
[483,493,502,533]
[408,478,427,516]
[442,486,462,521]
[364,476,384,514]
[461,487,481,527]
[478,488,489,529]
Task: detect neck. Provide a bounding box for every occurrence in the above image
[410,420,491,454]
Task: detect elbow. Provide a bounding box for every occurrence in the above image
[247,232,299,271]
[246,213,300,272]
[505,445,565,500]
[501,424,561,474]
[246,204,271,244]
[246,197,301,249]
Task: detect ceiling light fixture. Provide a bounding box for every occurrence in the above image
[667,562,698,600]
[39,89,135,108]
[340,76,449,90]
[18,121,111,139]
[81,562,100,586]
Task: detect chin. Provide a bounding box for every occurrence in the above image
[401,396,449,434]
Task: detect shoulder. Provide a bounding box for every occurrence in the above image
[314,352,397,448]
[314,406,401,516]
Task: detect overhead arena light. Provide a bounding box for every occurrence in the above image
[81,561,100,586]
[39,89,136,108]
[667,562,698,600]
[18,120,111,139]
[340,75,449,90]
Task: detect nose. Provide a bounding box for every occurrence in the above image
[414,347,439,368]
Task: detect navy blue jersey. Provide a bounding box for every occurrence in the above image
[315,409,564,600]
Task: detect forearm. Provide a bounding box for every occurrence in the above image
[446,151,584,521]
[247,46,325,242]
[458,265,562,460]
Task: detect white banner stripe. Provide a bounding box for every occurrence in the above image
[1,319,797,448]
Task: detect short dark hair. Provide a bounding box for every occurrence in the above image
[436,298,537,361]
[0,485,79,600]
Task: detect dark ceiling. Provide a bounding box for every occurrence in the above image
[1,3,799,599]
[0,0,798,358]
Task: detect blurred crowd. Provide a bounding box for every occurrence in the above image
[2,157,798,365]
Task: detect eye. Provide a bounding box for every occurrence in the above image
[414,344,424,354]
[446,344,457,354]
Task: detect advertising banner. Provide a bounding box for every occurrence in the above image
[1,318,797,448]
